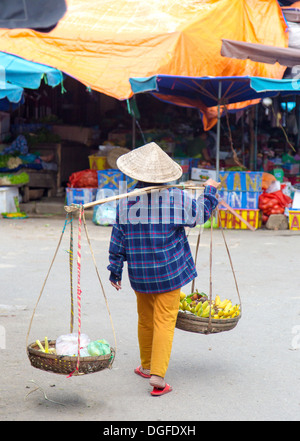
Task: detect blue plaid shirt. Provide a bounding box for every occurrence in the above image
[107,185,218,294]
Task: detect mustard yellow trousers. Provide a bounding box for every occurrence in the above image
[135,288,181,378]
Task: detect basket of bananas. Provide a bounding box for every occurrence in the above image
[176,290,241,335]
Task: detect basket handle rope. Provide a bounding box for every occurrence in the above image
[69,213,74,333]
[217,208,242,310]
[26,214,73,349]
[68,206,117,378]
[191,208,242,333]
[26,209,117,375]
[82,209,117,354]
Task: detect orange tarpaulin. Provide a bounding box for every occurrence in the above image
[0,0,288,128]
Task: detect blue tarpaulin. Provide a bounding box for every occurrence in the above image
[0,51,63,90]
[0,81,24,103]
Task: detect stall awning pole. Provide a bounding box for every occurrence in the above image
[216,80,222,181]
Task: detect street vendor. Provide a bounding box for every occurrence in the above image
[107,142,219,397]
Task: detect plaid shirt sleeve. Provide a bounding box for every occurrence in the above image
[107,210,127,281]
[183,185,218,227]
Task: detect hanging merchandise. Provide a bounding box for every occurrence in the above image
[176,209,242,335]
[26,209,117,377]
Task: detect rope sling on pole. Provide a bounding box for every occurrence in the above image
[26,208,117,377]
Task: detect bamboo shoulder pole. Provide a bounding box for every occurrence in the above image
[64,184,205,213]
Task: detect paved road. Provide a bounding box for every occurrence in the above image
[0,216,299,421]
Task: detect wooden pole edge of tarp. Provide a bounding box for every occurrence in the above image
[218,200,256,231]
[64,184,205,213]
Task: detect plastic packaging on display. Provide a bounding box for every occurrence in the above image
[55,333,90,357]
[87,339,111,357]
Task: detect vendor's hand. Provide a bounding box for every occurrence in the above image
[111,280,122,291]
[204,178,221,189]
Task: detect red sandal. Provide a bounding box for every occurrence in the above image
[134,366,151,379]
[151,383,173,396]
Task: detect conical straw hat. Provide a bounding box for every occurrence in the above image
[107,147,130,169]
[116,142,183,183]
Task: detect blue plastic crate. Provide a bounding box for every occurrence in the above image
[218,189,262,210]
[97,169,137,191]
[219,171,263,192]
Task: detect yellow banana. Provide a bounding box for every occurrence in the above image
[219,299,230,309]
[180,291,186,301]
[202,306,214,318]
[195,303,202,312]
[202,301,209,310]
[197,307,203,317]
[182,301,188,311]
[224,302,232,313]
[215,295,221,307]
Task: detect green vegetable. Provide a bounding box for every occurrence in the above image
[0,172,29,185]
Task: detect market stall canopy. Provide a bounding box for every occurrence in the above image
[130,75,300,107]
[0,81,23,103]
[221,39,300,67]
[0,0,67,32]
[130,74,300,177]
[0,0,289,106]
[0,51,64,89]
[130,74,300,127]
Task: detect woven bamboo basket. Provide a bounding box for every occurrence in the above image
[27,340,115,376]
[176,311,240,335]
[175,209,242,335]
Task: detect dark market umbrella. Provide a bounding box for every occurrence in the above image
[221,39,300,68]
[0,0,67,32]
[130,74,300,178]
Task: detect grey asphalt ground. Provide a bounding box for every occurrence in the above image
[0,215,299,422]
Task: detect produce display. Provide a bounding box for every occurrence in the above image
[179,291,240,320]
[0,171,29,186]
[34,334,111,357]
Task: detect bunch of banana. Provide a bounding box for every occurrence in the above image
[179,291,240,320]
[213,296,241,319]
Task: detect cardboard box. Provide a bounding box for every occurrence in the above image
[97,169,137,191]
[218,190,261,210]
[52,125,99,146]
[66,188,97,206]
[218,209,262,230]
[289,209,300,230]
[191,168,216,181]
[219,171,263,192]
[282,163,300,175]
